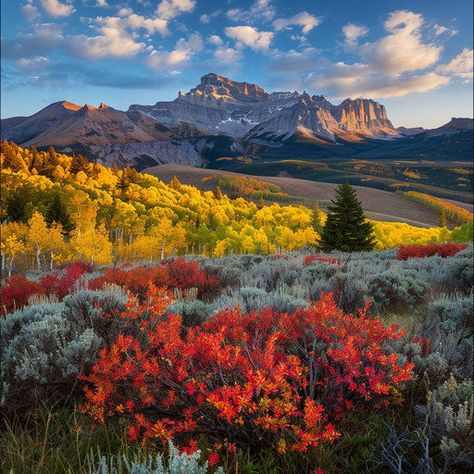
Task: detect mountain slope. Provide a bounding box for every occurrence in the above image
[1,73,472,169]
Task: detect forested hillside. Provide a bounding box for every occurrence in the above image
[1,141,472,276]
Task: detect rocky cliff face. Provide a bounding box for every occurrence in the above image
[2,73,441,168]
[130,73,397,142]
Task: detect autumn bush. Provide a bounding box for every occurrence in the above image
[396,242,468,260]
[0,262,92,314]
[81,289,413,456]
[0,275,43,313]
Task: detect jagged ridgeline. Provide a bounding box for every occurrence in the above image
[2,73,472,169]
[1,141,472,274]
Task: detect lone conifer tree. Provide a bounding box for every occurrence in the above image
[46,193,75,236]
[320,183,375,252]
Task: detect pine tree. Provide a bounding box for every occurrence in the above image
[320,183,375,252]
[45,193,76,236]
[311,201,323,235]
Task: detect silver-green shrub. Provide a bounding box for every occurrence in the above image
[89,441,224,474]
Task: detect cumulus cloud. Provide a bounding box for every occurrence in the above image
[226,0,275,24]
[146,33,203,69]
[156,0,195,20]
[437,48,473,81]
[22,1,40,21]
[224,26,273,51]
[66,10,172,59]
[360,10,442,74]
[273,12,320,35]
[96,0,108,7]
[208,34,223,46]
[311,62,450,98]
[342,23,368,48]
[39,0,75,17]
[307,10,457,99]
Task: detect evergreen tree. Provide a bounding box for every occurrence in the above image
[311,201,323,235]
[6,189,31,222]
[45,193,76,236]
[320,183,375,252]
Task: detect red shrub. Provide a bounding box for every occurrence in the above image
[304,255,341,266]
[81,291,413,456]
[38,262,91,299]
[0,275,44,313]
[165,258,220,299]
[396,243,468,260]
[89,266,168,298]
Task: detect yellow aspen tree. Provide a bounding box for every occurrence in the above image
[27,212,51,271]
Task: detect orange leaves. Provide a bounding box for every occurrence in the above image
[81,290,413,456]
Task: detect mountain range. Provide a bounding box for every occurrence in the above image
[1,73,472,168]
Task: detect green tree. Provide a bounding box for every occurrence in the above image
[320,183,375,252]
[45,193,75,236]
[6,189,32,222]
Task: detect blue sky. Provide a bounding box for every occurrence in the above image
[1,0,473,127]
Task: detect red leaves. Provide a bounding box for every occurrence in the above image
[0,275,43,313]
[165,257,220,299]
[81,290,413,456]
[397,243,467,260]
[0,262,91,313]
[88,258,220,300]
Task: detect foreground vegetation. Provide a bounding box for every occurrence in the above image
[1,244,472,473]
[1,141,472,277]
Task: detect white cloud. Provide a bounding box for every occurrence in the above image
[146,33,203,69]
[273,12,320,35]
[66,10,172,59]
[342,23,368,47]
[96,0,108,7]
[156,0,195,20]
[16,55,50,69]
[360,10,442,74]
[226,0,275,24]
[306,10,457,99]
[434,23,458,37]
[39,0,75,17]
[213,46,243,65]
[224,25,273,51]
[208,34,223,46]
[22,2,40,21]
[200,10,222,24]
[311,63,450,98]
[437,48,473,81]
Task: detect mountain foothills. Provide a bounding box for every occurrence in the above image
[2,73,473,169]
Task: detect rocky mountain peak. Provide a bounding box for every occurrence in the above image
[185,73,269,103]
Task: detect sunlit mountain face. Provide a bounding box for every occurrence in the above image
[1,0,473,129]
